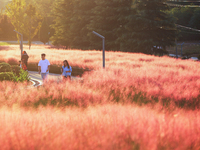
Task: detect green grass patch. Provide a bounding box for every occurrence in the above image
[0,42,10,46]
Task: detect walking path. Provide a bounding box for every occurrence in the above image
[29,71,82,86]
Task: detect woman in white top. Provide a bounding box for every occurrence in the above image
[61,60,72,80]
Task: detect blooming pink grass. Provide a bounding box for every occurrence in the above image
[0,105,199,150]
[1,45,200,105]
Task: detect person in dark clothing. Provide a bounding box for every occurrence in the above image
[22,51,29,69]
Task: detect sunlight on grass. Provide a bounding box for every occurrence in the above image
[0,42,10,46]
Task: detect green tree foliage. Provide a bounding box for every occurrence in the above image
[51,0,177,53]
[0,15,15,40]
[189,8,200,30]
[87,0,132,51]
[69,0,96,49]
[26,0,54,17]
[51,0,74,47]
[6,0,42,48]
[26,0,55,41]
[124,0,177,53]
[23,4,42,49]
[169,6,194,26]
[39,18,50,44]
[168,6,200,41]
[6,0,26,40]
[51,0,95,49]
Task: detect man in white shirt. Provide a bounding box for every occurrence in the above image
[38,53,50,81]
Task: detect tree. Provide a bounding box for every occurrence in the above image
[23,4,42,49]
[169,6,194,26]
[67,0,96,49]
[6,0,26,41]
[0,15,15,40]
[189,8,200,30]
[6,0,42,49]
[51,0,74,47]
[87,0,133,51]
[39,18,50,44]
[26,0,54,17]
[51,0,95,49]
[124,0,177,53]
[168,6,200,41]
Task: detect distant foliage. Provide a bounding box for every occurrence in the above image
[6,0,42,49]
[168,7,200,41]
[0,15,15,40]
[39,18,50,44]
[51,0,176,53]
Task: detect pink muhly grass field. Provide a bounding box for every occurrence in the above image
[1,45,200,107]
[0,105,199,150]
[1,45,200,149]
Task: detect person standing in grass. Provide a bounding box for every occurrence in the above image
[22,51,29,69]
[61,60,72,80]
[38,53,50,81]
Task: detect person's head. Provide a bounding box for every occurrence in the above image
[63,60,69,68]
[41,53,46,60]
[19,60,21,64]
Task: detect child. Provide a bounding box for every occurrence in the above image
[19,61,22,68]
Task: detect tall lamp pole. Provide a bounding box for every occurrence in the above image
[92,31,105,68]
[14,30,23,59]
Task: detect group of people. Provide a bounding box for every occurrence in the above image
[38,53,72,81]
[19,52,72,82]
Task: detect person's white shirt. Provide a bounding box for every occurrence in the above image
[38,59,50,73]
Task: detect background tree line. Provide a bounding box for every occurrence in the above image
[168,6,200,41]
[50,0,176,53]
[0,0,199,53]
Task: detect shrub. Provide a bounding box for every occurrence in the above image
[0,63,29,82]
[0,72,14,81]
[12,69,30,82]
[0,62,11,72]
[11,65,21,75]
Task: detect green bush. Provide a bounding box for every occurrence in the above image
[0,72,14,81]
[0,62,30,82]
[0,69,30,82]
[11,65,21,75]
[0,62,11,72]
[13,69,30,82]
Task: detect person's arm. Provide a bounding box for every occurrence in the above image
[47,65,50,72]
[46,60,50,72]
[38,66,41,74]
[38,61,41,74]
[65,67,72,73]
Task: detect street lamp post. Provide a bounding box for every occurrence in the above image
[14,30,23,59]
[92,31,105,68]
